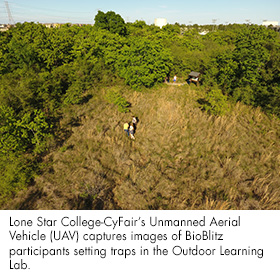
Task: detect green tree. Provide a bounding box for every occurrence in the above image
[116,38,173,88]
[39,25,76,69]
[0,30,10,74]
[94,10,127,36]
[3,23,47,72]
[0,106,52,154]
[205,51,238,91]
[233,25,275,88]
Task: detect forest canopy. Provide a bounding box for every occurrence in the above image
[0,12,280,206]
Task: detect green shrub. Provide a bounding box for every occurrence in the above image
[105,89,130,113]
[0,154,36,207]
[201,87,229,116]
[232,85,255,105]
[63,82,83,105]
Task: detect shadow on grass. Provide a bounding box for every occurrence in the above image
[17,187,46,210]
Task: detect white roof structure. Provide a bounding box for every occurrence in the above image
[154,18,167,28]
[262,20,279,27]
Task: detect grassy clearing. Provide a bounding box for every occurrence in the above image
[6,84,280,210]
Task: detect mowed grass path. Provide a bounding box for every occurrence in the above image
[8,85,280,209]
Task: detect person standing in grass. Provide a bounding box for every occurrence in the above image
[124,122,129,136]
[132,116,137,128]
[129,123,135,140]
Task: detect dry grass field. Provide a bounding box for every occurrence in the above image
[6,84,280,210]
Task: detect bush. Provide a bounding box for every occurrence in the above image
[232,85,255,105]
[63,82,84,105]
[0,154,36,207]
[105,89,130,113]
[200,87,229,116]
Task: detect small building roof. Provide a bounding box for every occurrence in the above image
[189,71,201,78]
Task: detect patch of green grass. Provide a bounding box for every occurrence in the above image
[105,88,130,113]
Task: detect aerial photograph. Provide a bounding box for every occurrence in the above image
[0,0,280,210]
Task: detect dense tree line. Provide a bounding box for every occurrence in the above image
[0,11,280,204]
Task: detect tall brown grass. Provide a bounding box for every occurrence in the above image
[6,84,280,210]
